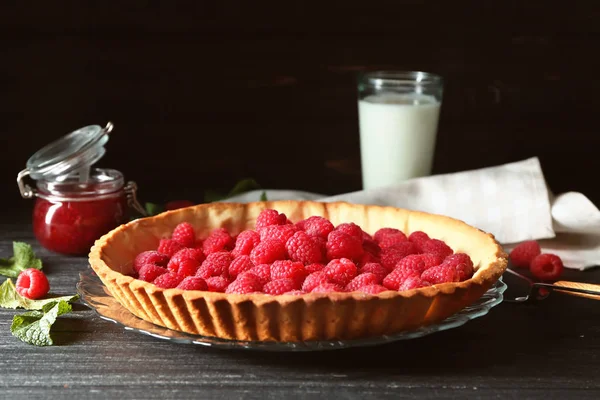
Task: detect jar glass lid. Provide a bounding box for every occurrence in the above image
[26,122,113,181]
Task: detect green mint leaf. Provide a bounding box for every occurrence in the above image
[203,189,226,203]
[0,279,79,310]
[144,202,164,216]
[0,242,43,278]
[260,191,268,201]
[11,300,73,346]
[226,178,261,197]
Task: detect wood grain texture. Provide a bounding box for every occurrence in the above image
[1,212,600,399]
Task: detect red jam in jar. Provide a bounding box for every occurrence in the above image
[32,169,129,255]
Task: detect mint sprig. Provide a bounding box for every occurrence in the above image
[11,300,73,346]
[0,242,42,278]
[0,279,78,310]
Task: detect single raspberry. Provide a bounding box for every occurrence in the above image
[374,228,406,243]
[284,290,305,295]
[303,216,334,239]
[421,264,460,284]
[408,231,430,248]
[202,228,234,255]
[286,231,325,264]
[255,209,288,230]
[153,272,184,289]
[176,276,208,291]
[170,258,200,277]
[382,268,420,290]
[304,263,325,274]
[530,253,564,281]
[311,283,344,293]
[205,276,231,292]
[157,239,185,257]
[419,253,444,269]
[133,251,169,273]
[357,251,380,268]
[345,272,379,292]
[378,233,410,249]
[15,268,50,300]
[225,272,263,294]
[196,251,233,279]
[259,224,298,244]
[138,264,168,282]
[167,248,205,272]
[379,242,419,270]
[443,253,474,281]
[509,240,542,268]
[171,222,196,248]
[250,239,287,265]
[359,263,388,282]
[228,255,255,279]
[295,219,307,230]
[420,239,454,259]
[334,222,363,241]
[231,230,261,257]
[398,276,431,291]
[393,254,427,274]
[263,278,298,295]
[165,199,195,211]
[302,271,331,292]
[326,230,364,261]
[323,258,358,286]
[246,264,271,285]
[357,284,388,295]
[270,260,307,284]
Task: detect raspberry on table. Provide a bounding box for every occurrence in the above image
[134,250,169,273]
[334,222,363,241]
[345,272,379,292]
[176,276,208,291]
[379,242,419,271]
[259,224,298,244]
[326,230,364,261]
[311,282,344,293]
[270,260,307,284]
[421,264,460,284]
[196,251,233,279]
[357,284,388,295]
[359,263,388,282]
[323,258,358,286]
[286,231,325,264]
[255,209,288,230]
[302,271,331,292]
[167,248,205,272]
[304,263,325,274]
[15,268,50,300]
[530,253,564,281]
[263,278,299,295]
[231,230,261,257]
[153,272,184,289]
[382,268,420,290]
[228,255,255,279]
[302,216,334,239]
[205,276,231,292]
[394,254,427,274]
[138,264,168,282]
[420,239,454,259]
[509,240,542,268]
[157,239,185,257]
[246,264,271,285]
[171,222,196,248]
[408,231,430,248]
[250,239,287,265]
[374,228,406,243]
[225,272,263,294]
[202,228,234,255]
[398,276,431,291]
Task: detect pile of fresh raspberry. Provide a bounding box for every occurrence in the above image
[132,209,476,295]
[508,240,564,281]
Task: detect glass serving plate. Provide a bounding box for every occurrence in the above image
[77,268,507,352]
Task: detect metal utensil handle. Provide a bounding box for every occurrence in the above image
[551,281,600,301]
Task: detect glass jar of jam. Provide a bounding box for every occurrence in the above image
[17,122,146,256]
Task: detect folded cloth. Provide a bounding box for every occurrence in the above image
[224,157,600,270]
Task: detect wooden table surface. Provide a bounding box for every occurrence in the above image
[1,213,599,400]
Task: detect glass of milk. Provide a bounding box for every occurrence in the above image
[357,71,443,190]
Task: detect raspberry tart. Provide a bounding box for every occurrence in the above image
[88,201,507,342]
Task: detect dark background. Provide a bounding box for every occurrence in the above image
[2,1,599,210]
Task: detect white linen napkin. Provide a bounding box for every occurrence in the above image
[224,157,600,270]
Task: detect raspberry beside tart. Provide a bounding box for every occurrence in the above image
[88,201,507,342]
